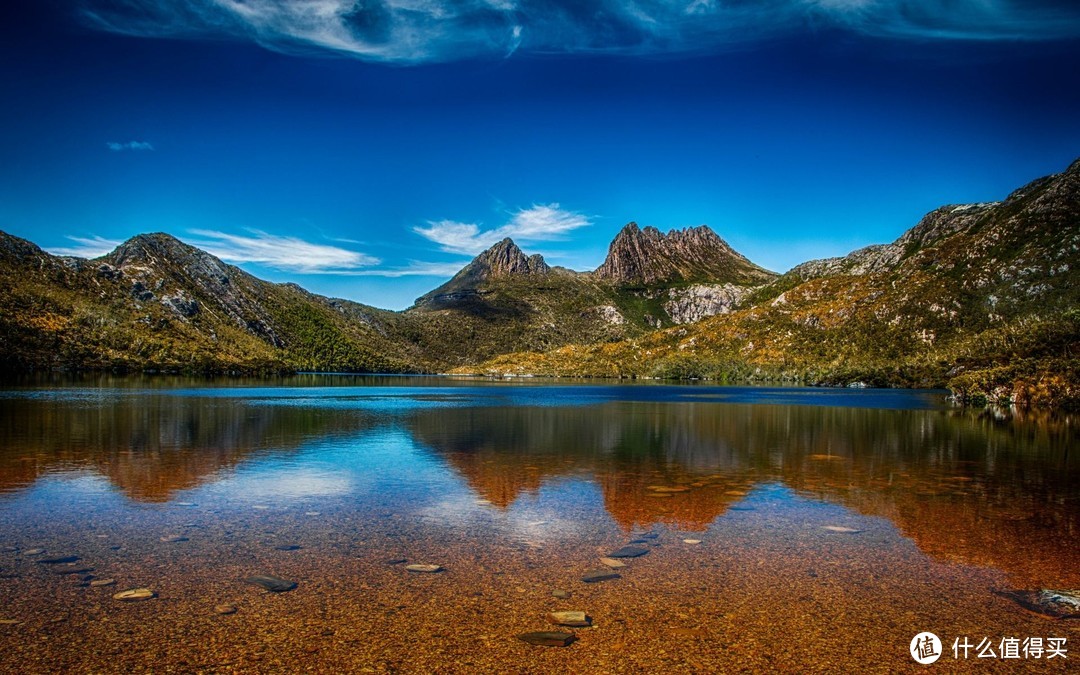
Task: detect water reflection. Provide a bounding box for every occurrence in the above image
[0,385,1076,587]
[408,402,1079,585]
[0,393,372,501]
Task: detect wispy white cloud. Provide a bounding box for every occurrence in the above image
[106,141,154,151]
[48,235,122,258]
[414,203,591,255]
[75,1,1080,64]
[187,229,381,273]
[337,260,469,277]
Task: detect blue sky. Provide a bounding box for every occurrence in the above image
[1,1,1079,310]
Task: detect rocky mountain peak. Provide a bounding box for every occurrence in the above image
[471,238,551,279]
[412,238,551,307]
[595,222,775,286]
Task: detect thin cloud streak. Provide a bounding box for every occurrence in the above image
[106,141,154,151]
[187,229,381,273]
[48,235,123,258]
[327,261,470,278]
[75,1,1080,64]
[414,203,591,255]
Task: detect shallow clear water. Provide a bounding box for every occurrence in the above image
[0,376,1076,672]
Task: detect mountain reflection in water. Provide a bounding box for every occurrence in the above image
[0,383,1076,588]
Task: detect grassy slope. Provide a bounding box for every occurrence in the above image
[459,163,1080,408]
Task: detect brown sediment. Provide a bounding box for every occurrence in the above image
[1,496,1076,673]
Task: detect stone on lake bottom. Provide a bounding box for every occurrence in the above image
[90,578,117,587]
[517,631,575,647]
[245,575,298,593]
[552,589,572,599]
[647,485,691,493]
[22,549,45,556]
[113,588,156,601]
[821,526,862,534]
[215,603,238,615]
[52,565,93,575]
[274,545,302,551]
[608,546,649,558]
[995,589,1080,619]
[582,569,621,583]
[599,557,626,568]
[683,539,702,545]
[386,558,408,565]
[405,564,443,574]
[36,555,79,565]
[160,535,188,543]
[0,619,22,625]
[549,611,591,627]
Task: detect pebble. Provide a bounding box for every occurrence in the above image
[245,575,297,593]
[252,505,270,510]
[273,545,302,551]
[548,611,590,627]
[113,588,156,601]
[405,564,443,574]
[22,549,45,556]
[37,555,79,565]
[517,631,575,647]
[607,546,649,559]
[821,526,862,534]
[174,502,197,507]
[215,603,238,615]
[1,619,22,625]
[599,557,626,569]
[995,589,1080,619]
[582,569,621,583]
[90,578,117,587]
[52,565,94,575]
[160,535,189,543]
[552,589,572,599]
[304,511,321,516]
[386,558,408,565]
[647,486,691,493]
[683,539,702,545]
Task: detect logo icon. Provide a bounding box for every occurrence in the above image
[911,632,942,664]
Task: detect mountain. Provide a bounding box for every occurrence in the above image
[414,238,551,306]
[2,158,1077,408]
[596,223,774,286]
[0,231,422,373]
[465,158,1080,409]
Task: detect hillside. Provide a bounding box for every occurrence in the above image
[465,159,1080,409]
[0,232,423,374]
[1,158,1077,407]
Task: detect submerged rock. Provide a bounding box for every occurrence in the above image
[582,569,621,583]
[548,611,591,627]
[821,526,862,534]
[160,535,188,543]
[552,589,572,599]
[245,575,297,593]
[90,578,117,587]
[36,555,79,565]
[599,557,626,569]
[608,546,649,559]
[113,588,156,601]
[517,631,575,647]
[405,564,443,574]
[996,589,1080,619]
[215,603,238,615]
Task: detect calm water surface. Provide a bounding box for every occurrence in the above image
[0,376,1076,673]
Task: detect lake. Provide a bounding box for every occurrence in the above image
[0,376,1076,672]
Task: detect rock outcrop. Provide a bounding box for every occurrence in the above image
[595,223,775,286]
